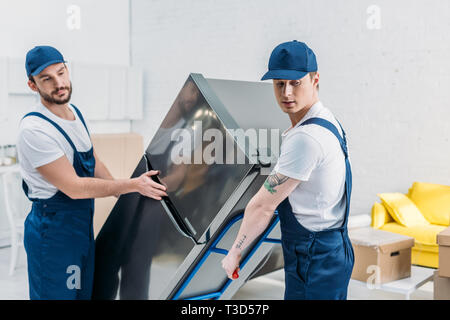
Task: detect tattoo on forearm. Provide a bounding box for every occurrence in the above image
[235,235,247,250]
[264,173,289,194]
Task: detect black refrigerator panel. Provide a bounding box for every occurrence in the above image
[93,73,289,300]
[146,75,255,244]
[92,156,197,300]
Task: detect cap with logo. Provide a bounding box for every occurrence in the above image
[261,40,317,81]
[25,46,67,77]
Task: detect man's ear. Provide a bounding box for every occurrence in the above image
[313,72,320,85]
[27,79,38,93]
[313,72,320,90]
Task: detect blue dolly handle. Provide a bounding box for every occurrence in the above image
[172,211,281,300]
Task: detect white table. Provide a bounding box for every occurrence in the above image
[350,265,435,299]
[0,164,21,247]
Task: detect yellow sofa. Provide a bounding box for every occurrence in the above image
[371,182,450,268]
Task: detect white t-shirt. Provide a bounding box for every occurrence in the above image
[17,102,92,199]
[273,101,348,232]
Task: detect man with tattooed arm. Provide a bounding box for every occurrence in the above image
[221,41,354,300]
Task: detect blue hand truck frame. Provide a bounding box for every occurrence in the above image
[172,211,281,300]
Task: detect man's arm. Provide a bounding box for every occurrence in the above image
[36,155,167,200]
[93,150,114,180]
[221,172,300,279]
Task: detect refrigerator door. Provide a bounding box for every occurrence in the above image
[145,74,256,244]
[92,156,196,299]
[93,74,289,300]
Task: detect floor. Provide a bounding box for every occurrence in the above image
[0,245,435,300]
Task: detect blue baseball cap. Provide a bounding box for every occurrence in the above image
[261,40,317,81]
[25,46,67,77]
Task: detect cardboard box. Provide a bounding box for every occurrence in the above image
[437,227,450,278]
[349,227,415,284]
[434,270,450,300]
[91,133,143,237]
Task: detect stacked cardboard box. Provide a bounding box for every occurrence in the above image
[91,133,143,237]
[349,227,415,284]
[434,227,450,299]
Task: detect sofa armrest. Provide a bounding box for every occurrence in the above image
[371,202,394,228]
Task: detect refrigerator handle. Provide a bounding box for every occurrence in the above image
[142,154,205,245]
[255,148,273,168]
[159,200,194,240]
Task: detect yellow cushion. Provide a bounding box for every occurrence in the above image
[381,222,446,247]
[412,247,439,268]
[407,182,450,226]
[371,202,393,229]
[377,193,430,227]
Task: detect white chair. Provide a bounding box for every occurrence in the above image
[2,171,31,276]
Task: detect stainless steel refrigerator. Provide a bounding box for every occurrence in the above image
[92,73,290,300]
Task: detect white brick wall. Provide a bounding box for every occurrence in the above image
[130,0,450,217]
[0,0,132,145]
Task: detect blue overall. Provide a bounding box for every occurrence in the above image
[22,105,96,300]
[277,117,354,300]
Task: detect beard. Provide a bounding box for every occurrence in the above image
[38,82,73,105]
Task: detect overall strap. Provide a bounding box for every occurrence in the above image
[299,117,352,228]
[300,118,348,158]
[22,112,78,152]
[71,104,91,137]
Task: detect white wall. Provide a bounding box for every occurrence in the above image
[130,0,450,216]
[0,0,130,64]
[0,0,132,147]
[0,0,132,244]
[1,0,449,222]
